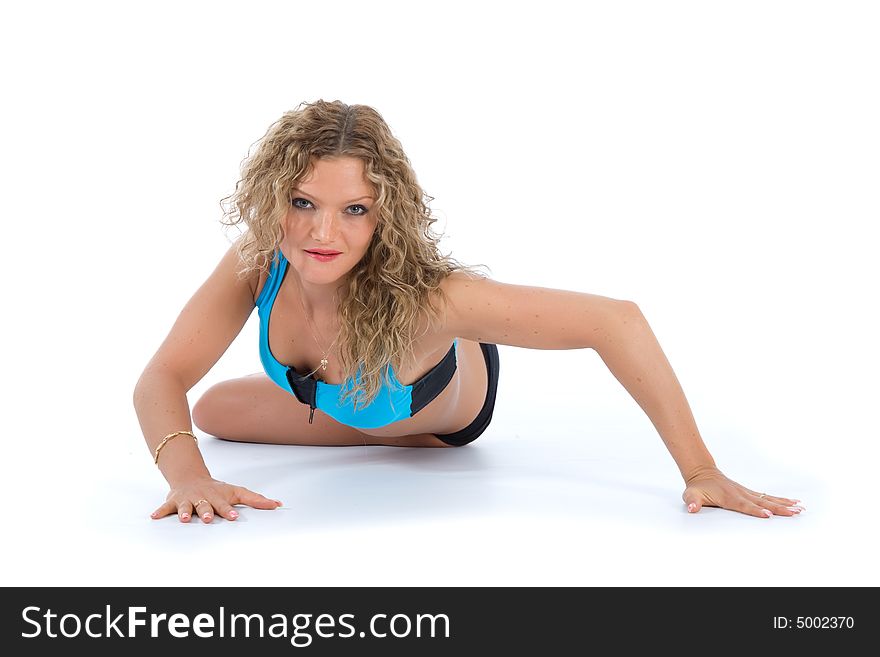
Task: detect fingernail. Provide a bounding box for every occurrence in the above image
[203,513,211,521]
[150,512,158,518]
[762,509,772,517]
[229,510,238,518]
[181,513,190,520]
[687,503,696,512]
[274,500,282,506]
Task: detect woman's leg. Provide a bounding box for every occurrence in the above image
[192,373,448,447]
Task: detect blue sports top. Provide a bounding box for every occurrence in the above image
[256,250,460,430]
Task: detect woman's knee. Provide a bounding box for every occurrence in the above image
[191,382,236,435]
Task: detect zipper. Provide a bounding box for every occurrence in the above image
[285,368,318,425]
[307,373,317,424]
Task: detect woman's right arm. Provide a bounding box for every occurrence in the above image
[132,238,281,522]
[133,371,210,487]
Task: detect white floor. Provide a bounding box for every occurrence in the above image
[4,342,873,587]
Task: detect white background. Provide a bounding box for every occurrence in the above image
[1,0,877,586]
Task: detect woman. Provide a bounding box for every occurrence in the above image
[134,100,803,524]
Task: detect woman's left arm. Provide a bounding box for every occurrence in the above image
[440,273,803,518]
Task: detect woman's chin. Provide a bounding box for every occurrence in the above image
[294,260,351,285]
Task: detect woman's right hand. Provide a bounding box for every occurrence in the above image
[150,476,283,523]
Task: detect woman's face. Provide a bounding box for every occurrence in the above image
[280,156,379,288]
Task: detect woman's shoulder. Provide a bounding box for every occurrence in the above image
[227,239,276,306]
[435,270,487,302]
[251,252,280,305]
[252,267,269,305]
[416,271,486,340]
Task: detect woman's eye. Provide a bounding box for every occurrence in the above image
[291,198,368,216]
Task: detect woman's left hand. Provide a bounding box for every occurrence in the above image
[682,467,804,518]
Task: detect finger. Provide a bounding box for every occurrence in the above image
[747,500,776,518]
[747,490,803,507]
[151,501,177,520]
[215,502,240,521]
[753,492,805,514]
[766,495,804,508]
[759,497,805,516]
[194,499,214,523]
[682,491,702,514]
[232,486,282,510]
[179,501,193,523]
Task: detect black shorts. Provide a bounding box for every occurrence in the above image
[434,342,500,446]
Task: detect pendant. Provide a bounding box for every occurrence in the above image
[320,356,328,371]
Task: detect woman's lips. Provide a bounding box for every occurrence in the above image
[305,250,341,262]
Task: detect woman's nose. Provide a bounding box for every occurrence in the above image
[312,210,338,239]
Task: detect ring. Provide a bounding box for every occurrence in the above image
[194,499,209,507]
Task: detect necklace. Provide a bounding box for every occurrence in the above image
[294,277,342,378]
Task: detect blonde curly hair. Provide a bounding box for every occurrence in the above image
[219,100,490,411]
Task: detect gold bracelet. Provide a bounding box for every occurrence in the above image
[153,430,198,465]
